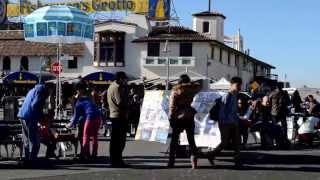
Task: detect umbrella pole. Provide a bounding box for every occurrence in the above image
[58,43,62,120]
[55,46,59,119]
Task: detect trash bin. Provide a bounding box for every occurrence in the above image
[3,96,19,121]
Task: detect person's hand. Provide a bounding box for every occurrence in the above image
[66,123,73,129]
[54,132,59,139]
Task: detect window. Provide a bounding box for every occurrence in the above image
[145,58,155,65]
[227,52,231,65]
[147,43,160,57]
[182,59,191,65]
[203,21,210,33]
[36,22,47,36]
[158,58,167,65]
[235,55,239,67]
[243,58,248,70]
[211,46,215,60]
[24,24,34,37]
[20,56,29,71]
[94,31,125,67]
[3,56,10,71]
[48,22,57,36]
[170,59,179,65]
[68,57,78,69]
[180,43,193,57]
[219,48,223,63]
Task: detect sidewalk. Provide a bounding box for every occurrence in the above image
[0,137,320,180]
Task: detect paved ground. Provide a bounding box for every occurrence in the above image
[1,137,320,180]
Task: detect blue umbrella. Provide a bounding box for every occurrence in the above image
[24,5,94,44]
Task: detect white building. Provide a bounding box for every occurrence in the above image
[0,10,275,89]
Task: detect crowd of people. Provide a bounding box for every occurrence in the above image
[15,71,320,169]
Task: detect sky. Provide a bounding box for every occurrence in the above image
[173,0,320,88]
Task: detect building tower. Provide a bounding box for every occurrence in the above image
[192,0,226,43]
[233,29,244,52]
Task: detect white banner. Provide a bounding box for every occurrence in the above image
[135,91,170,144]
[135,91,225,148]
[180,92,224,148]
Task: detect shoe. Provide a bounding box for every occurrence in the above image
[167,162,174,168]
[191,156,198,169]
[234,160,243,168]
[110,162,131,168]
[208,156,215,166]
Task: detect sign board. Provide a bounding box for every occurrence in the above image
[6,0,171,20]
[135,91,225,148]
[51,62,63,75]
[135,91,170,144]
[180,92,224,148]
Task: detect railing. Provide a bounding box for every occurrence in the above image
[143,56,196,67]
[255,72,278,80]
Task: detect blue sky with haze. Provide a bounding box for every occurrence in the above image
[174,0,320,88]
[11,0,320,87]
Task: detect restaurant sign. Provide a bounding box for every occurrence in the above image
[6,0,171,20]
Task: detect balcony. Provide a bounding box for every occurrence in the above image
[255,72,278,80]
[144,57,196,67]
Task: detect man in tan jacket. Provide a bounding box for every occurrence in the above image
[107,71,129,168]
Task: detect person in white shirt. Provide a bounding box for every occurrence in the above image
[297,116,320,146]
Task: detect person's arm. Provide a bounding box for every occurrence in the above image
[169,90,178,120]
[31,90,44,112]
[112,86,122,108]
[68,102,82,128]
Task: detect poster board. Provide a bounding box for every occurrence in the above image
[135,91,170,144]
[136,90,225,149]
[180,92,225,148]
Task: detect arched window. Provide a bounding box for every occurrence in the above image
[3,56,11,71]
[20,56,29,71]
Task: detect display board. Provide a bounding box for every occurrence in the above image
[180,92,225,148]
[136,91,225,148]
[135,91,170,144]
[6,0,171,20]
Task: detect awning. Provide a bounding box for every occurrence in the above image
[210,78,231,90]
[4,71,39,85]
[82,72,115,85]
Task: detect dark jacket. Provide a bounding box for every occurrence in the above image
[169,83,201,120]
[219,92,240,124]
[17,84,47,122]
[269,89,291,116]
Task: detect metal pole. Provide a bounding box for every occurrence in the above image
[166,56,169,90]
[58,43,62,120]
[55,46,59,119]
[208,0,211,12]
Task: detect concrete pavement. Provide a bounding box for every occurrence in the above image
[1,137,320,180]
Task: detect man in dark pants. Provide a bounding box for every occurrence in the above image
[107,72,129,168]
[168,74,201,169]
[208,77,242,167]
[269,82,291,148]
[18,84,48,165]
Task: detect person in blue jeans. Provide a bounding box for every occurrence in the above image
[17,84,48,164]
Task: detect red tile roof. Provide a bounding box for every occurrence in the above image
[132,26,214,42]
[0,30,84,56]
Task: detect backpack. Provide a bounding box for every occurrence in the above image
[209,97,222,121]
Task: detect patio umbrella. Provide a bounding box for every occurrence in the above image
[24,5,94,119]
